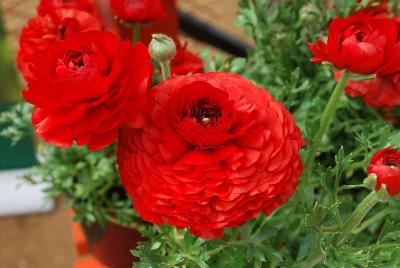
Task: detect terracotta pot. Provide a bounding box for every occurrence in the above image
[82,220,143,268]
[98,0,179,45]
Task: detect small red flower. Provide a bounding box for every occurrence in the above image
[309,13,399,75]
[23,31,153,150]
[117,72,304,240]
[337,71,400,109]
[17,9,101,81]
[110,0,167,24]
[368,148,400,196]
[37,0,97,16]
[171,41,204,76]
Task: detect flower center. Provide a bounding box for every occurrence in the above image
[385,158,400,170]
[187,99,222,127]
[58,25,66,39]
[355,31,365,42]
[66,51,86,70]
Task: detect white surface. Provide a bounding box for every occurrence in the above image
[0,168,54,217]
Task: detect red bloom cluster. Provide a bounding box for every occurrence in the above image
[110,0,167,23]
[340,72,400,109]
[17,9,101,80]
[309,12,399,75]
[368,148,400,196]
[171,41,204,76]
[23,31,152,150]
[117,72,304,239]
[37,0,97,16]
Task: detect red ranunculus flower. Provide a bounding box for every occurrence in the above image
[336,71,400,109]
[110,0,167,24]
[23,31,153,150]
[308,13,399,75]
[117,72,304,239]
[37,0,96,16]
[171,41,204,76]
[368,148,400,196]
[17,9,101,81]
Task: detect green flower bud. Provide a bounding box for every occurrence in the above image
[149,34,177,63]
[364,173,377,190]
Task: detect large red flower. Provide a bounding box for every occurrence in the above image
[23,31,153,150]
[37,0,97,16]
[110,0,167,23]
[17,9,101,81]
[368,148,400,196]
[309,13,399,75]
[171,41,204,76]
[117,72,304,239]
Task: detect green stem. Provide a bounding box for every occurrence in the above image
[337,191,380,245]
[352,206,393,235]
[160,60,171,80]
[304,70,350,176]
[132,23,141,44]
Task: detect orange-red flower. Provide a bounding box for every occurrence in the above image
[309,13,399,75]
[17,9,101,81]
[117,72,304,239]
[110,0,167,23]
[368,148,400,196]
[171,41,204,76]
[37,0,97,16]
[23,31,153,150]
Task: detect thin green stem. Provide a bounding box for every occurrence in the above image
[132,23,141,44]
[337,191,380,245]
[160,60,171,80]
[304,70,350,177]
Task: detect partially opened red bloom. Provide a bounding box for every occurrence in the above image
[337,71,400,109]
[171,41,204,76]
[37,0,97,16]
[17,9,101,81]
[368,148,400,196]
[309,13,399,75]
[110,0,167,23]
[23,31,153,150]
[117,72,304,239]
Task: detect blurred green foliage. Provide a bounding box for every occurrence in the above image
[0,9,20,102]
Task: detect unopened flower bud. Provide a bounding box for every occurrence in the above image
[149,34,176,63]
[364,173,377,190]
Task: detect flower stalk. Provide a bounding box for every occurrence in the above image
[149,33,176,80]
[304,69,350,176]
[132,23,141,44]
[337,186,389,245]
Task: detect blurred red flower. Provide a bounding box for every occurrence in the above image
[110,0,167,23]
[171,41,204,76]
[37,0,97,16]
[309,13,399,75]
[23,31,153,150]
[337,71,400,109]
[17,9,101,81]
[117,72,304,239]
[368,148,400,196]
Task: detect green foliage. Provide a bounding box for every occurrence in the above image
[0,101,33,145]
[24,144,138,227]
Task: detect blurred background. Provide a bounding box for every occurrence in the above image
[0,0,250,267]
